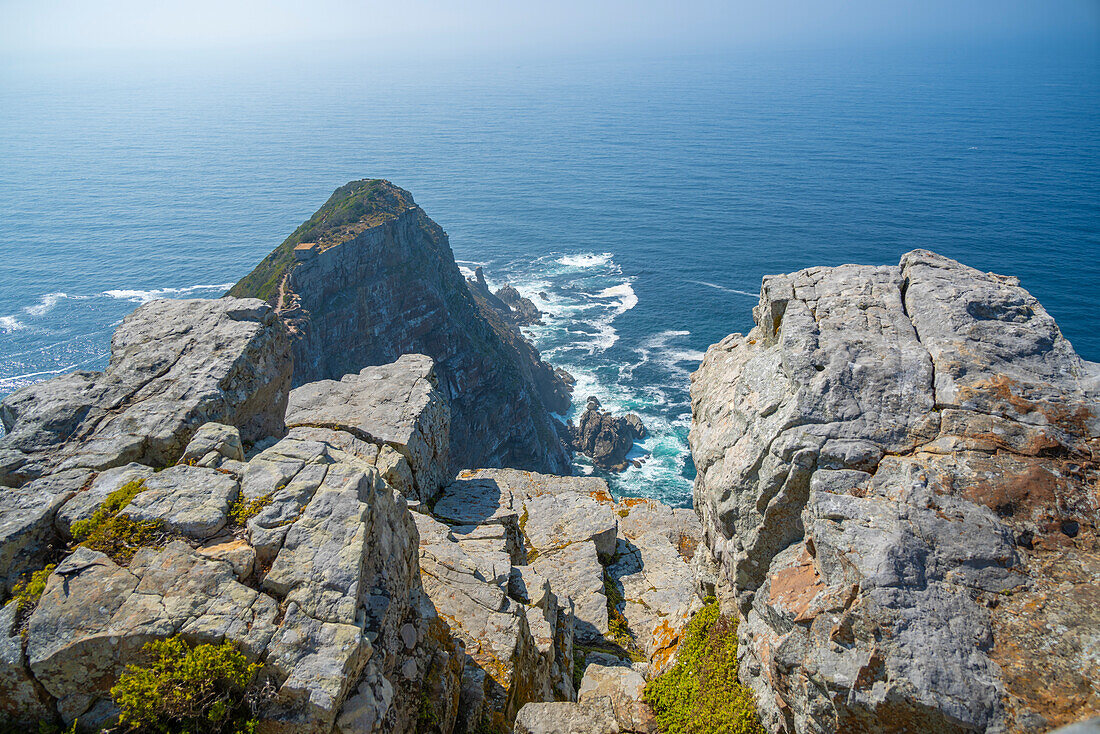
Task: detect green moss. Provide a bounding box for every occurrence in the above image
[229,179,415,303]
[643,601,764,734]
[111,636,262,734]
[10,563,55,616]
[228,493,273,527]
[70,479,166,564]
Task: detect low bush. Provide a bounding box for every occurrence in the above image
[643,599,764,734]
[70,479,166,564]
[228,493,273,527]
[111,636,262,733]
[10,563,55,616]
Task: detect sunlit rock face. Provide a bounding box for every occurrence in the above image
[690,249,1100,733]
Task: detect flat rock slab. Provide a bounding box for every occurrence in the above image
[124,464,239,539]
[523,492,618,561]
[532,540,607,642]
[25,543,277,724]
[514,698,619,734]
[285,354,449,500]
[0,298,291,486]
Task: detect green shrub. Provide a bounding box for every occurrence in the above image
[643,600,764,734]
[70,479,166,564]
[228,493,273,527]
[10,564,55,616]
[111,636,262,733]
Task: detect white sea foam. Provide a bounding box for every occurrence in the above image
[103,283,235,304]
[596,282,638,315]
[556,252,612,268]
[0,316,26,333]
[688,280,758,298]
[458,266,477,279]
[25,292,84,317]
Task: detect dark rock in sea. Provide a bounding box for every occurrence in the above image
[496,283,543,325]
[571,396,647,472]
[690,249,1100,733]
[229,179,571,475]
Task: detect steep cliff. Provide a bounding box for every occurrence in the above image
[689,250,1100,733]
[229,180,571,475]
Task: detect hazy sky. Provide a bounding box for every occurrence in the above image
[2,0,1097,58]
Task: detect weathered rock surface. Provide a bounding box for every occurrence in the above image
[0,469,89,591]
[570,397,647,472]
[229,179,571,474]
[578,663,656,733]
[124,465,239,539]
[424,468,704,730]
[514,697,619,734]
[2,353,464,732]
[285,354,449,501]
[0,298,291,486]
[690,249,1100,733]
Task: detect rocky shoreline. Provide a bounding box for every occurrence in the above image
[1,181,1097,733]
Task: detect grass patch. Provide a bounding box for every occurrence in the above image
[70,479,167,564]
[111,636,263,733]
[643,600,764,734]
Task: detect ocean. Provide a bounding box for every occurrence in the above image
[2,42,1098,507]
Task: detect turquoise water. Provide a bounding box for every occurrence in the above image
[2,44,1098,506]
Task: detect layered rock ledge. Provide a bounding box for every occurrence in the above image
[690,249,1100,733]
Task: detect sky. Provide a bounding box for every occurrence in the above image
[1,0,1098,60]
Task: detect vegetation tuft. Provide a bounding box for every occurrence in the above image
[9,563,55,624]
[643,599,764,734]
[228,493,273,527]
[228,179,414,303]
[70,479,166,564]
[111,636,263,734]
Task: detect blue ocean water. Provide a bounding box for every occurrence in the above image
[2,43,1098,507]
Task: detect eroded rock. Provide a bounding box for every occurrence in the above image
[0,298,291,486]
[690,249,1100,732]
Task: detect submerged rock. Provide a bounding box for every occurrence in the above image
[690,249,1100,733]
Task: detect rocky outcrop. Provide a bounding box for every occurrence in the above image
[466,268,543,327]
[427,468,703,732]
[229,180,571,475]
[570,397,647,472]
[496,284,542,326]
[0,297,292,487]
[690,250,1100,733]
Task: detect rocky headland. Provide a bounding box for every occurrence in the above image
[229,180,571,475]
[1,178,1097,734]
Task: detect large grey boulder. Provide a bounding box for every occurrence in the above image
[514,698,620,734]
[123,465,239,539]
[0,298,292,486]
[285,354,449,501]
[690,250,1100,733]
[0,469,89,591]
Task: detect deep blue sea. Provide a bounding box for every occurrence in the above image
[2,43,1098,507]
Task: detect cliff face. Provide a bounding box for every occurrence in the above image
[230,180,571,475]
[689,250,1100,733]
